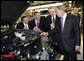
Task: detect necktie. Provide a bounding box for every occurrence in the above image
[61,17,63,32]
[37,20,39,28]
[52,16,56,24]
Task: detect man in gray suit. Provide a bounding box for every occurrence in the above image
[55,5,81,60]
[41,5,81,60]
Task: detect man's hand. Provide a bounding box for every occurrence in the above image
[51,23,55,29]
[75,45,80,52]
[40,32,48,36]
[33,26,39,31]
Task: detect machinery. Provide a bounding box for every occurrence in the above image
[1,1,60,60]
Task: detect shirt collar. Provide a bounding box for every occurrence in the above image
[62,13,67,18]
[51,15,56,19]
[35,19,40,23]
[54,15,56,18]
[23,22,28,25]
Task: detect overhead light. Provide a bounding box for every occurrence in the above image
[79,12,82,14]
[27,6,40,10]
[26,3,63,10]
[27,1,30,3]
[40,3,63,8]
[79,8,81,9]
[69,1,72,3]
[35,8,48,12]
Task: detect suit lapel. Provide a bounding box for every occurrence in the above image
[39,20,41,28]
[49,15,52,23]
[34,19,36,26]
[21,22,24,28]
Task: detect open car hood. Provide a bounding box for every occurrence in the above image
[1,1,31,27]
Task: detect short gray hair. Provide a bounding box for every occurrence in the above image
[48,6,55,10]
[56,5,66,11]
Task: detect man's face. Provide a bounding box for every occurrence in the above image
[23,17,28,24]
[73,8,79,14]
[35,13,40,20]
[27,10,32,16]
[55,8,63,17]
[48,8,56,16]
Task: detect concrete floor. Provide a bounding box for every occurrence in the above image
[77,37,83,60]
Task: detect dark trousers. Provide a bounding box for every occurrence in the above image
[64,52,77,60]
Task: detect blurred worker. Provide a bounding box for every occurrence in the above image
[45,7,59,31]
[72,7,81,26]
[28,12,46,32]
[16,16,30,29]
[55,6,80,60]
[45,7,60,49]
[41,5,81,60]
[28,12,46,55]
[27,10,34,21]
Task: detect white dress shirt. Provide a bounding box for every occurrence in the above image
[51,15,56,23]
[34,19,43,32]
[61,13,67,32]
[35,19,40,26]
[23,22,29,29]
[51,15,56,30]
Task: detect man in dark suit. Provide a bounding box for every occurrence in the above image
[29,12,46,32]
[16,16,30,29]
[45,7,60,50]
[72,7,81,26]
[41,5,81,60]
[45,7,57,31]
[28,12,47,55]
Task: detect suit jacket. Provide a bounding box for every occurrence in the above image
[16,22,29,29]
[69,13,81,24]
[48,14,81,55]
[28,18,47,32]
[45,15,60,32]
[45,15,60,45]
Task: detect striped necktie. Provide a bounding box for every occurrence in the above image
[61,17,63,32]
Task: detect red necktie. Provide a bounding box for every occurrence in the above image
[37,21,39,28]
